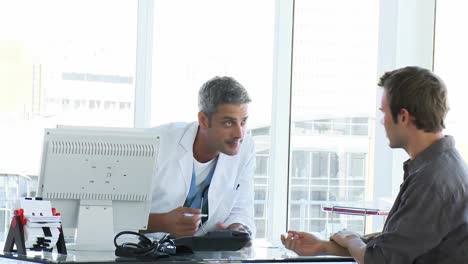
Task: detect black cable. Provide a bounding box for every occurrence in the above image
[114,231,176,258]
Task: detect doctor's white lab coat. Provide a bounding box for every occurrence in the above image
[149,122,256,237]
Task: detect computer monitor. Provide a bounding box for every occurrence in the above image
[37,127,159,251]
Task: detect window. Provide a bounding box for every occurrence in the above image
[289,0,379,237]
[0,0,137,240]
[150,0,275,239]
[434,1,468,161]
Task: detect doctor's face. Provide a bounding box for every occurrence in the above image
[205,103,249,156]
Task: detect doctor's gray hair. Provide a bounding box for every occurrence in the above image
[198,76,251,119]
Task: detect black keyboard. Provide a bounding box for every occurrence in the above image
[174,230,251,251]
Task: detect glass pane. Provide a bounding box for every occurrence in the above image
[308,220,326,233]
[151,0,275,239]
[291,151,311,178]
[290,204,301,218]
[289,0,379,238]
[434,1,468,161]
[348,153,365,179]
[312,152,329,178]
[255,156,269,176]
[0,0,137,241]
[309,204,326,218]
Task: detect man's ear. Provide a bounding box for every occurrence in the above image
[198,112,209,129]
[399,108,411,126]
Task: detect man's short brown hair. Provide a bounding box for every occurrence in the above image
[378,66,449,132]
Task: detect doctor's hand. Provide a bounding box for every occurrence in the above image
[162,207,203,238]
[216,222,250,233]
[216,222,252,247]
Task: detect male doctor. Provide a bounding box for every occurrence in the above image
[146,76,256,238]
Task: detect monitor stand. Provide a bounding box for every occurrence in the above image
[68,200,115,251]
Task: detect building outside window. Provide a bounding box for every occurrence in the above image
[0,0,137,240]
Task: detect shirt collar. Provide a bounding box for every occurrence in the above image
[403,135,455,179]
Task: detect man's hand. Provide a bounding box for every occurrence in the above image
[148,207,203,238]
[281,231,350,257]
[330,229,362,248]
[361,231,381,243]
[330,230,366,264]
[281,231,327,256]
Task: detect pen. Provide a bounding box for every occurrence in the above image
[183,213,208,218]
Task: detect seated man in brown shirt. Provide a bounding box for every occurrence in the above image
[281,66,468,263]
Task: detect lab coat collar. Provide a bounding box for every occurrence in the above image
[177,122,199,191]
[179,122,199,153]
